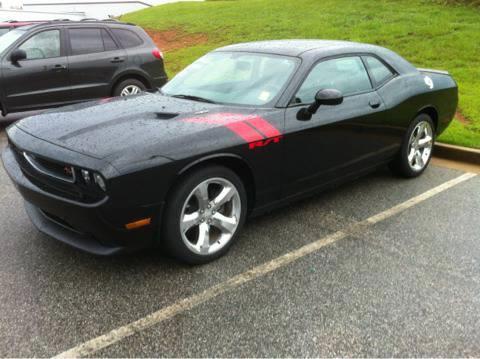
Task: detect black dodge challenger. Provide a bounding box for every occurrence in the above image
[2,40,458,263]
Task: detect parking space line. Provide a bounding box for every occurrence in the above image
[365,172,477,225]
[54,172,477,358]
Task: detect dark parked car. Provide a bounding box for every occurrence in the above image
[2,40,457,263]
[0,20,167,116]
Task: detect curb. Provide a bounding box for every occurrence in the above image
[434,142,480,165]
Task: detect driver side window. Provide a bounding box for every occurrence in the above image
[293,56,372,104]
[18,30,61,60]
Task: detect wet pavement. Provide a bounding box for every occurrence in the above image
[0,114,479,357]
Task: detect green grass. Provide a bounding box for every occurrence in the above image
[122,0,480,148]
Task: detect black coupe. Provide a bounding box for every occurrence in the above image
[2,40,458,263]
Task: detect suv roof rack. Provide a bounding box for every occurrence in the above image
[29,19,136,28]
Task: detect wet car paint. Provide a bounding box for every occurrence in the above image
[1,40,458,254]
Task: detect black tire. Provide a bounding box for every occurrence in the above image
[113,78,146,97]
[389,113,435,178]
[162,165,248,264]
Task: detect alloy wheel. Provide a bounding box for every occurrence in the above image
[407,120,433,171]
[180,178,241,255]
[120,85,142,96]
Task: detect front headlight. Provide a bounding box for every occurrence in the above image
[81,169,91,184]
[93,173,107,192]
[78,168,107,192]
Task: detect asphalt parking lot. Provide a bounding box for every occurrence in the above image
[1,115,479,357]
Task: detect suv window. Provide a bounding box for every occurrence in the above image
[69,28,117,55]
[18,30,60,60]
[102,29,118,51]
[364,56,395,86]
[111,28,143,48]
[294,56,372,104]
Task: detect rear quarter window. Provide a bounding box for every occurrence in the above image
[364,56,395,87]
[111,28,143,48]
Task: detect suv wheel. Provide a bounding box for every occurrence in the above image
[114,79,146,97]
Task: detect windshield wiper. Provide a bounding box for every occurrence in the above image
[170,94,217,104]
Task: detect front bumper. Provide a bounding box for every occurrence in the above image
[2,146,162,255]
[25,202,124,255]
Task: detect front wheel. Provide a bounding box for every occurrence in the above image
[162,165,247,264]
[390,113,435,177]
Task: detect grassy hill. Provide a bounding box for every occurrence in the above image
[122,0,480,148]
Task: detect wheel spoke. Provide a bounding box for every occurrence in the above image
[408,147,416,164]
[196,222,210,254]
[415,151,424,168]
[212,186,234,210]
[418,135,432,148]
[181,211,199,233]
[211,212,237,234]
[417,122,425,136]
[411,128,420,142]
[193,182,210,210]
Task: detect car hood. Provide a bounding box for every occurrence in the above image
[15,93,257,166]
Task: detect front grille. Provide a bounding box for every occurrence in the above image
[24,152,76,183]
[10,142,105,204]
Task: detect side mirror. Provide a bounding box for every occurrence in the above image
[297,89,343,121]
[10,49,27,64]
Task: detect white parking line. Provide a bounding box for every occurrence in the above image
[54,172,477,358]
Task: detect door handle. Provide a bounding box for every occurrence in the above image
[50,64,67,71]
[369,99,381,109]
[110,57,125,63]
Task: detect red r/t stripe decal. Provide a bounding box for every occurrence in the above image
[249,135,283,150]
[182,113,282,144]
[246,117,282,138]
[226,121,264,142]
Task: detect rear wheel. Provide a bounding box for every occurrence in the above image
[390,114,435,177]
[162,165,247,264]
[113,78,146,97]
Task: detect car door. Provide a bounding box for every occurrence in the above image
[283,55,393,197]
[2,28,71,112]
[66,27,127,101]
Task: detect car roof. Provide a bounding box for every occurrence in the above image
[216,39,417,74]
[216,39,363,56]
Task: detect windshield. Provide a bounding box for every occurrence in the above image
[162,51,299,106]
[0,28,25,54]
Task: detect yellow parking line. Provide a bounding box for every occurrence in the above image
[54,172,477,358]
